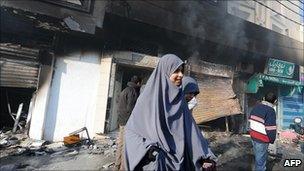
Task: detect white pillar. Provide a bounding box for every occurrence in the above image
[29,54,54,140]
[93,54,113,134]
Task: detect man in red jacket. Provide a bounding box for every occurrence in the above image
[249,92,277,171]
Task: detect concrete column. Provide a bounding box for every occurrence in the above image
[93,53,113,134]
[264,0,271,29]
[29,53,54,140]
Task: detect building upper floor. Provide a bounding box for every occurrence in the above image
[0,0,106,34]
[1,0,303,66]
[227,0,304,42]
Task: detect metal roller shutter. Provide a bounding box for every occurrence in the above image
[192,74,242,124]
[0,44,40,88]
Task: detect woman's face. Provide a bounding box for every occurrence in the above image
[170,65,184,86]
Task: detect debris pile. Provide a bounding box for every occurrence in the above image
[202,131,253,167]
[278,130,304,154]
[1,129,302,170]
[0,130,28,157]
[201,130,303,171]
[0,129,118,170]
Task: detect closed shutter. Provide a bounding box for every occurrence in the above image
[0,44,40,88]
[192,74,242,123]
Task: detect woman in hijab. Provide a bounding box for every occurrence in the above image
[182,76,200,112]
[182,76,217,170]
[124,54,216,171]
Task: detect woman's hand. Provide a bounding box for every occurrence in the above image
[202,162,213,169]
[200,157,216,171]
[147,146,159,161]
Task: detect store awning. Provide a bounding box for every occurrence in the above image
[246,73,304,95]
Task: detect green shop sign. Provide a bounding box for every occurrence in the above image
[265,58,295,78]
[246,73,304,95]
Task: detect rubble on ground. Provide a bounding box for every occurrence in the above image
[202,130,303,171]
[0,129,118,170]
[1,129,303,170]
[279,130,298,142]
[202,131,253,167]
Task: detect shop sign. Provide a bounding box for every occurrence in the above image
[259,74,302,86]
[265,58,295,78]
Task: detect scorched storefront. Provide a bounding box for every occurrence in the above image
[246,58,304,130]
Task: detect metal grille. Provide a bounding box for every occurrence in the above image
[0,44,40,88]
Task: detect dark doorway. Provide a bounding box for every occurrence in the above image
[106,64,153,132]
[119,65,153,90]
[0,87,35,130]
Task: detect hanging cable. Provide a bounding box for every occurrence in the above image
[253,0,303,26]
[275,0,304,18]
[287,0,304,11]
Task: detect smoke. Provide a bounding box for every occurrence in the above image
[216,1,250,61]
[175,1,251,63]
[176,1,206,61]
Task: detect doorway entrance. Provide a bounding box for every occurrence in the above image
[106,64,153,132]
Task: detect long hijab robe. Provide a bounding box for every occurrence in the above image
[124,54,216,171]
[182,76,217,161]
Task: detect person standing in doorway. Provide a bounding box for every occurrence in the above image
[249,92,277,171]
[115,75,142,170]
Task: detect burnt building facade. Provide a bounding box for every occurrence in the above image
[1,0,303,141]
